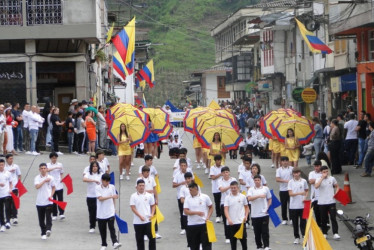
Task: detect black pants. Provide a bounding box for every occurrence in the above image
[279,191,290,220]
[290,209,306,239]
[213,192,221,217]
[0,196,11,225]
[220,204,229,239]
[77,132,85,153]
[98,216,118,247]
[36,205,52,235]
[73,133,78,152]
[87,197,97,229]
[177,199,185,229]
[52,189,64,216]
[312,200,321,227]
[228,223,247,250]
[252,216,269,249]
[186,224,211,250]
[182,215,189,245]
[134,222,156,250]
[319,203,338,234]
[329,141,342,174]
[10,189,18,219]
[345,139,358,164]
[52,129,60,152]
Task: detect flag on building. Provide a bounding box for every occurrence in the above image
[303,209,332,250]
[112,17,136,75]
[295,18,332,54]
[106,22,115,44]
[113,51,127,81]
[137,59,155,88]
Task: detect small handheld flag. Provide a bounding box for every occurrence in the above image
[155,176,161,194]
[302,200,311,219]
[155,206,165,223]
[334,189,350,206]
[151,216,157,238]
[234,222,244,239]
[61,174,73,195]
[110,172,115,185]
[268,207,281,227]
[15,181,28,197]
[193,173,204,188]
[115,214,128,234]
[11,192,20,209]
[49,198,67,210]
[206,220,217,242]
[270,189,281,209]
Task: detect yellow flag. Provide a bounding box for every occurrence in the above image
[234,222,244,239]
[155,206,165,223]
[155,176,161,194]
[303,209,332,249]
[106,22,115,43]
[151,216,157,238]
[193,173,204,188]
[206,220,217,243]
[241,190,246,196]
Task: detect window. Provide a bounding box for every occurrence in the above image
[263,29,274,67]
[369,30,374,61]
[334,40,347,54]
[235,54,251,81]
[217,76,230,98]
[0,0,23,26]
[26,0,62,26]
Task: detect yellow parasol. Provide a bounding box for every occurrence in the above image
[183,108,215,133]
[193,115,238,136]
[142,108,170,134]
[195,124,242,150]
[260,110,292,139]
[208,100,221,109]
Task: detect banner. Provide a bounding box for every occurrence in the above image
[169,112,186,123]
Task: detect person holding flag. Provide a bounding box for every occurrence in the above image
[209,155,224,223]
[275,156,293,225]
[224,181,249,250]
[47,152,65,221]
[34,163,55,239]
[130,179,156,250]
[308,160,323,227]
[4,154,21,225]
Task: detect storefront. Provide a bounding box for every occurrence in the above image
[330,73,357,117]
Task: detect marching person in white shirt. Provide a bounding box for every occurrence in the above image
[247,175,272,250]
[138,155,158,179]
[5,154,21,225]
[238,156,253,193]
[218,166,237,244]
[47,152,65,221]
[209,154,224,223]
[0,158,12,232]
[96,150,110,174]
[224,181,249,250]
[96,173,122,250]
[179,172,198,239]
[83,155,98,176]
[34,163,55,239]
[83,161,103,233]
[275,156,293,225]
[183,182,213,250]
[172,148,192,176]
[130,179,156,250]
[308,160,323,227]
[287,167,309,244]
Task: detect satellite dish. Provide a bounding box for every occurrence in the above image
[306,20,320,32]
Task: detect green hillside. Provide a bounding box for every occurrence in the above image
[108,0,258,106]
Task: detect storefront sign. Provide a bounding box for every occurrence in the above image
[331,77,340,93]
[301,88,317,103]
[0,71,24,80]
[340,73,356,92]
[257,80,272,92]
[292,87,304,103]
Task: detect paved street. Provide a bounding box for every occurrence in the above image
[1,130,366,249]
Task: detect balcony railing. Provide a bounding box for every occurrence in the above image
[0,0,22,26]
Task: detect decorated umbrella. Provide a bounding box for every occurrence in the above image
[193,115,238,136]
[158,123,173,141]
[260,110,292,139]
[270,114,315,144]
[142,108,170,134]
[109,103,149,121]
[109,111,150,147]
[195,124,242,150]
[208,100,221,109]
[183,108,215,133]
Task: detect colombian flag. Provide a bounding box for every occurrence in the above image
[295,18,332,54]
[137,59,155,88]
[112,17,136,75]
[113,51,127,81]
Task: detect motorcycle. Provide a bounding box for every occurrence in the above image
[338,210,374,250]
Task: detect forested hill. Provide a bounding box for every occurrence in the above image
[108,0,259,106]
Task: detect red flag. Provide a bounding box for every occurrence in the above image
[49,198,67,210]
[334,189,350,206]
[15,181,28,197]
[302,200,311,219]
[61,174,73,195]
[11,192,20,210]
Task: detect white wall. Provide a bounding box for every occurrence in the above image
[204,72,231,105]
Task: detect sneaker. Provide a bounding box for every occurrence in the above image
[56,151,64,155]
[323,234,327,239]
[203,163,207,169]
[264,248,271,250]
[41,235,47,240]
[281,220,287,225]
[89,228,95,233]
[131,162,134,166]
[12,218,18,225]
[32,151,40,156]
[225,239,230,244]
[156,233,162,239]
[100,247,106,250]
[122,170,126,175]
[154,156,157,160]
[59,215,65,220]
[180,229,186,235]
[120,175,124,180]
[126,176,130,181]
[288,220,293,225]
[46,230,51,237]
[73,151,78,155]
[113,242,122,249]
[271,164,274,168]
[0,225,5,232]
[215,217,221,223]
[204,168,209,174]
[52,216,57,221]
[333,234,341,240]
[25,151,31,155]
[144,235,148,241]
[361,173,371,177]
[245,223,249,229]
[293,238,300,244]
[5,222,10,229]
[197,164,201,169]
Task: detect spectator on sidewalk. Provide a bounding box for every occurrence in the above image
[361,121,374,177]
[356,110,368,168]
[328,120,342,175]
[344,113,358,165]
[28,106,44,156]
[50,108,65,155]
[312,117,323,157]
[65,111,74,154]
[97,106,107,149]
[22,103,30,153]
[11,103,23,153]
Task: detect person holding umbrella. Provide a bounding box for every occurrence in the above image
[117,123,132,180]
[285,128,300,167]
[209,132,227,166]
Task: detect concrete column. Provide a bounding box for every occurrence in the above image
[25,40,37,105]
[76,61,88,101]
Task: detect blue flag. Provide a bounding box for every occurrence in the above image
[115,214,128,234]
[268,207,282,227]
[110,172,115,185]
[269,189,281,209]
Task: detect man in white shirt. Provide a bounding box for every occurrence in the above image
[308,160,323,227]
[247,175,272,250]
[172,149,192,177]
[344,113,359,165]
[34,163,55,240]
[5,154,21,225]
[224,181,249,250]
[130,179,156,250]
[28,105,44,155]
[218,166,237,243]
[96,150,110,174]
[96,173,121,250]
[184,182,213,250]
[47,152,65,220]
[275,156,293,225]
[138,155,158,178]
[0,106,5,156]
[288,168,308,244]
[179,172,196,238]
[238,156,252,192]
[315,166,340,240]
[0,158,12,231]
[22,103,30,152]
[209,154,224,223]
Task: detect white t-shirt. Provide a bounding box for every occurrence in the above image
[173,158,192,169]
[308,171,322,202]
[247,186,271,218]
[276,166,293,191]
[224,193,247,225]
[179,184,201,216]
[316,176,337,205]
[136,176,156,192]
[210,165,223,193]
[83,165,90,175]
[344,120,358,139]
[130,192,155,224]
[218,177,237,205]
[239,168,252,191]
[47,162,64,190]
[245,174,266,189]
[237,163,245,175]
[173,171,191,199]
[0,170,12,198]
[98,158,110,173]
[138,165,158,178]
[184,193,212,225]
[34,174,55,206]
[288,178,308,209]
[22,110,30,128]
[96,184,116,219]
[84,172,102,198]
[173,166,193,178]
[5,163,21,189]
